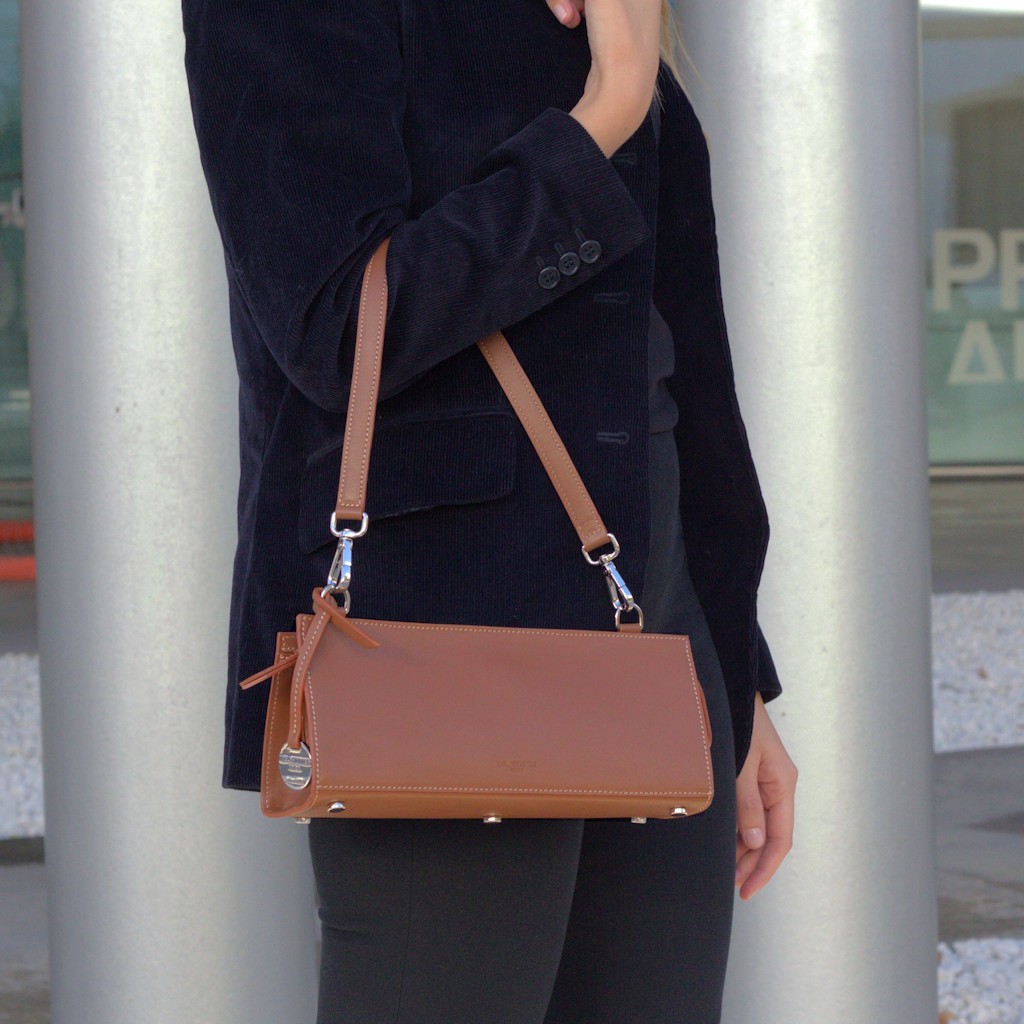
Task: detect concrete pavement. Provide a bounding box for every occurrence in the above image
[935,746,1024,942]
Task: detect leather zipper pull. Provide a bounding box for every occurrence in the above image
[311,587,381,649]
[238,637,298,689]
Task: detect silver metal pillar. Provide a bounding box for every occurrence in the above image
[678,2,938,1021]
[21,3,318,1021]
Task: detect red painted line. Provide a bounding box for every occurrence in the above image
[0,521,33,544]
[0,555,35,582]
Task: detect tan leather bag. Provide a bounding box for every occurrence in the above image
[239,236,714,824]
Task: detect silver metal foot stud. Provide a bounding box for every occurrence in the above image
[631,817,648,824]
[483,815,502,824]
[670,807,689,817]
[328,802,346,813]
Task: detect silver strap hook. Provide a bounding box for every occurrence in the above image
[321,513,369,610]
[580,532,644,631]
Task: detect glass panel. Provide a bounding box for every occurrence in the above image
[0,0,25,488]
[923,9,1024,466]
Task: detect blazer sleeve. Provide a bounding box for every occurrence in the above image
[756,623,783,702]
[181,0,653,410]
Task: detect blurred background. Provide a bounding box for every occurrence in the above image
[1,1,1022,1022]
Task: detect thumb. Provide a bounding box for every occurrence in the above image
[736,767,766,850]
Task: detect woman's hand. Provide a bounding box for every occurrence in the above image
[553,0,663,158]
[546,0,585,27]
[734,693,798,899]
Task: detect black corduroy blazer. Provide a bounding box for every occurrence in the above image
[181,0,783,792]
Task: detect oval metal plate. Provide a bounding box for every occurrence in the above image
[278,742,312,790]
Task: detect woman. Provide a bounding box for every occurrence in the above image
[182,1,798,1020]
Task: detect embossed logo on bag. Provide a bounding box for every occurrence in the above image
[497,759,537,772]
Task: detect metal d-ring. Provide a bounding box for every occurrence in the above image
[330,512,369,539]
[319,584,352,613]
[614,603,644,630]
[581,532,620,566]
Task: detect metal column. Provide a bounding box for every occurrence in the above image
[21,3,319,1021]
[678,2,939,1021]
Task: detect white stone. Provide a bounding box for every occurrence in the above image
[0,653,44,839]
[932,591,1024,753]
[938,938,1024,1024]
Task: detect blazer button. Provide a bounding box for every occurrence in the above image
[579,239,602,264]
[558,251,580,276]
[538,265,560,289]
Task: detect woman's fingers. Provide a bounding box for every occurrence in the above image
[733,693,798,899]
[734,845,761,891]
[735,758,767,854]
[738,789,795,900]
[546,0,585,27]
[734,755,767,892]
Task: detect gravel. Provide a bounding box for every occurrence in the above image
[2,592,1023,1021]
[0,654,43,840]
[939,939,1024,1024]
[932,591,1024,754]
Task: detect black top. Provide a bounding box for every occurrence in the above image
[649,301,678,433]
[648,95,678,433]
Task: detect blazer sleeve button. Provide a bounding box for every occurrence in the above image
[558,251,580,276]
[579,239,602,263]
[538,266,561,289]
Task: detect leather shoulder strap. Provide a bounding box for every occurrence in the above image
[475,333,610,552]
[333,236,391,523]
[333,236,615,556]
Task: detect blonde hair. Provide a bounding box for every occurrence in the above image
[657,1,696,102]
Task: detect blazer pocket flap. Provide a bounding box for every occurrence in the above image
[298,411,518,554]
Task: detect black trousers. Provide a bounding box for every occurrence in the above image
[307,429,738,1023]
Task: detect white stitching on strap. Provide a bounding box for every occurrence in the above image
[336,245,382,513]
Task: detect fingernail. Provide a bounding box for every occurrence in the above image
[743,827,764,846]
[554,3,570,22]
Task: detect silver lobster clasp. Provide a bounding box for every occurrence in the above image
[321,513,369,609]
[581,532,644,631]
